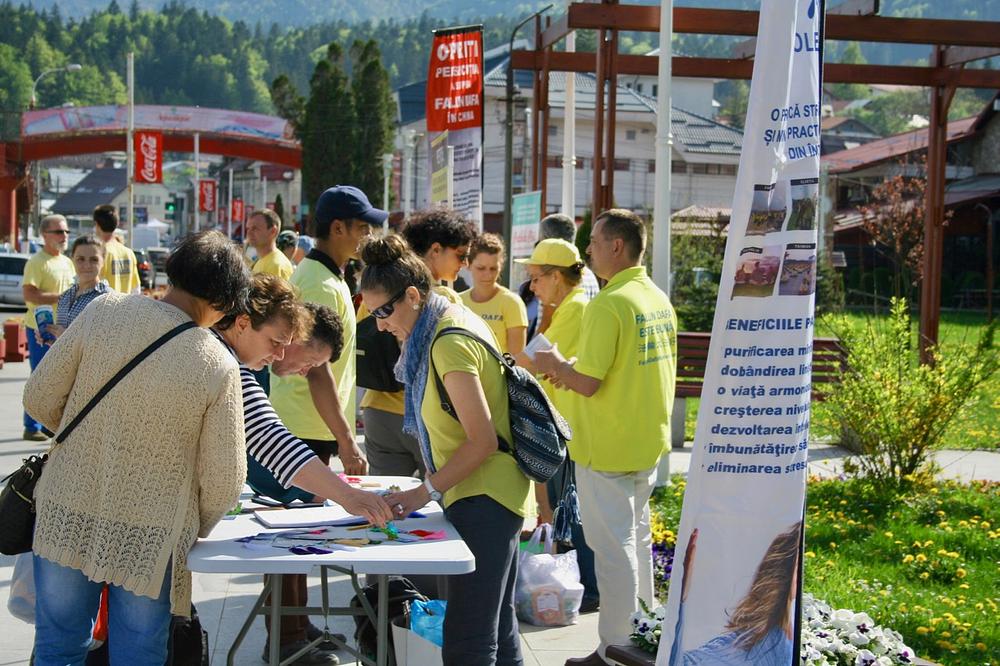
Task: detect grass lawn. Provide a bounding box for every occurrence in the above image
[650,477,1000,666]
[681,309,999,451]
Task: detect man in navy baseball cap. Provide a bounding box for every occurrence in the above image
[314,185,388,231]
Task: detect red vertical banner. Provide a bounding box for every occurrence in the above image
[134,131,162,184]
[425,27,483,132]
[231,198,244,224]
[199,180,216,212]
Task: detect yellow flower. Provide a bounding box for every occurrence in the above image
[883,531,893,538]
[903,554,915,563]
[955,568,966,579]
[977,643,988,651]
[919,572,930,580]
[916,626,931,635]
[916,553,928,563]
[959,583,970,589]
[805,551,816,558]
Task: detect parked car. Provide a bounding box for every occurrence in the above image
[0,253,29,306]
[146,247,169,273]
[134,249,156,290]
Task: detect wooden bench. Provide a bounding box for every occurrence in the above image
[670,332,846,448]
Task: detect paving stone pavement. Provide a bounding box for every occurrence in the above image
[1,356,996,665]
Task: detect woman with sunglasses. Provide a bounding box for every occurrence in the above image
[361,234,529,666]
[359,209,476,481]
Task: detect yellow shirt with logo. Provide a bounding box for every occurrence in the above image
[459,286,528,355]
[422,308,529,516]
[572,266,677,472]
[360,285,463,416]
[538,287,588,435]
[252,249,295,281]
[23,251,76,330]
[100,241,141,294]
[269,256,356,440]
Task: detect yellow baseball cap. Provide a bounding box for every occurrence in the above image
[514,238,582,267]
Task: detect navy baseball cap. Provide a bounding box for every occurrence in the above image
[314,185,388,227]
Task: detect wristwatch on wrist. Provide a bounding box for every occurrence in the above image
[423,477,443,502]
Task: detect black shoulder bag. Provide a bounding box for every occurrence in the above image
[356,315,404,392]
[0,321,197,555]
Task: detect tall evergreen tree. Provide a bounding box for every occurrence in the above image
[300,42,355,209]
[349,39,395,207]
[273,193,285,226]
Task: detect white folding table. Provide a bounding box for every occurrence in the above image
[187,476,474,666]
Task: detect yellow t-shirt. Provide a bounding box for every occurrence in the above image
[269,255,357,440]
[252,248,295,280]
[538,287,588,435]
[23,250,76,330]
[360,285,464,416]
[572,266,677,472]
[422,308,529,516]
[100,241,141,293]
[459,286,528,355]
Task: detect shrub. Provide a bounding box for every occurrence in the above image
[818,298,998,489]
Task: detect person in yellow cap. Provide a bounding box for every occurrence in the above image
[513,238,600,613]
[533,209,677,666]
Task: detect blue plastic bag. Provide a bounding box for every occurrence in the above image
[410,599,446,647]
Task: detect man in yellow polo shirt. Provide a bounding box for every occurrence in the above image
[247,209,294,280]
[92,205,141,293]
[21,214,76,440]
[269,185,385,476]
[534,209,677,666]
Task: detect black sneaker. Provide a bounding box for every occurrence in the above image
[261,639,339,665]
[306,623,347,651]
[579,597,600,614]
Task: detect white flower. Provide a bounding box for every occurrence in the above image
[855,649,878,666]
[653,605,667,620]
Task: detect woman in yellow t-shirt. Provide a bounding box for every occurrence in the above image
[359,234,529,666]
[460,233,528,356]
[514,238,600,613]
[360,209,476,478]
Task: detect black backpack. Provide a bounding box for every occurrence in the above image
[356,315,404,392]
[350,577,428,665]
[431,327,571,483]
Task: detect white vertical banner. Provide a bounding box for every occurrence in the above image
[656,1,823,665]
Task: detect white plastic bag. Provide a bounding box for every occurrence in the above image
[515,524,584,626]
[7,552,35,624]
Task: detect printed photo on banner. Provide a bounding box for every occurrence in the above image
[745,183,787,236]
[786,178,819,231]
[778,243,817,296]
[667,522,803,666]
[732,245,782,298]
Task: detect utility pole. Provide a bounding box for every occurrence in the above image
[126,53,135,249]
[651,0,673,295]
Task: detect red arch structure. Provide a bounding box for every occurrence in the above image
[1,104,301,249]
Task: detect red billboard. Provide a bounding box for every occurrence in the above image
[134,131,162,184]
[425,26,483,132]
[198,180,216,212]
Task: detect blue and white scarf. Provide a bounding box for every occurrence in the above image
[394,290,451,474]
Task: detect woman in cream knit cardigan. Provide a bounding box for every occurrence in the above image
[23,230,252,665]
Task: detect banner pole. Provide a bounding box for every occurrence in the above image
[126,52,134,249]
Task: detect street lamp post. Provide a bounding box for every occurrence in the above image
[503,5,552,286]
[30,64,82,109]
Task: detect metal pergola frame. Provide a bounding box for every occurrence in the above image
[509,1,1000,359]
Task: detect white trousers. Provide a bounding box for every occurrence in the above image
[576,464,657,660]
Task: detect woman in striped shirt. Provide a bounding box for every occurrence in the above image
[35,235,109,344]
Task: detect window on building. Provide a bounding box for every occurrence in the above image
[636,83,644,94]
[721,165,737,176]
[671,161,687,174]
[576,158,586,170]
[652,84,658,97]
[614,159,630,171]
[546,156,562,169]
[626,129,637,141]
[692,164,709,174]
[548,125,558,137]
[513,158,524,174]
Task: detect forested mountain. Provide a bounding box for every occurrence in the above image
[0,0,996,125]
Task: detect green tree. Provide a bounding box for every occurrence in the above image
[717,79,750,128]
[828,42,869,100]
[300,42,355,209]
[0,44,33,111]
[349,39,395,207]
[270,74,306,136]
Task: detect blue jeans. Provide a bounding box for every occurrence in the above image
[25,330,48,432]
[443,495,524,666]
[33,554,172,666]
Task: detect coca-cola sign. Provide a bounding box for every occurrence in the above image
[231,198,244,223]
[134,131,162,184]
[199,180,216,212]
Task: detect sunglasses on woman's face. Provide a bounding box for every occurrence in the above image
[371,288,409,319]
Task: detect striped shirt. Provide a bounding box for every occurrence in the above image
[56,281,111,328]
[210,330,316,488]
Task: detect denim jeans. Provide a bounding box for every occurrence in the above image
[25,331,49,432]
[33,554,172,666]
[443,495,524,666]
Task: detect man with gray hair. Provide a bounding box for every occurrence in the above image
[539,213,600,299]
[21,214,76,440]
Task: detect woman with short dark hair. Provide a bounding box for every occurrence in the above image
[24,230,253,665]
